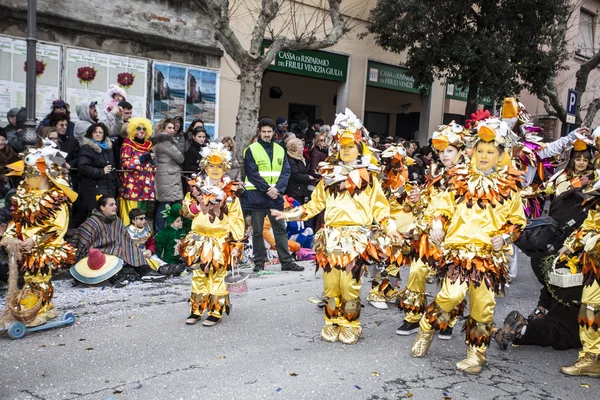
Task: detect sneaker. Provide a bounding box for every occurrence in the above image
[141,270,167,282]
[253,264,264,273]
[202,315,222,327]
[185,314,201,325]
[494,310,528,350]
[281,263,305,272]
[438,326,453,340]
[368,300,388,310]
[396,321,420,336]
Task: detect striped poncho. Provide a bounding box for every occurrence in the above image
[76,209,147,267]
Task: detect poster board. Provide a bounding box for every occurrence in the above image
[65,48,148,119]
[0,36,62,123]
[153,61,219,140]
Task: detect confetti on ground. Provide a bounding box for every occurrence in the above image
[372,372,380,376]
[86,348,94,351]
[354,385,361,390]
[581,383,589,388]
[275,388,282,392]
[289,373,298,377]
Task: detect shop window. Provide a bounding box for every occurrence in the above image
[395,113,420,141]
[364,112,390,137]
[577,9,595,59]
[288,103,316,131]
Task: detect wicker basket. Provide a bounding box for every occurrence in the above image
[548,258,583,288]
[9,287,43,323]
[226,257,249,294]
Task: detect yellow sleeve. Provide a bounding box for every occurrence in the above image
[432,189,456,225]
[505,191,527,242]
[301,179,327,220]
[422,187,443,224]
[369,176,393,232]
[564,210,598,252]
[228,197,245,241]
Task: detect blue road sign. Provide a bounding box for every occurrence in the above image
[567,89,578,115]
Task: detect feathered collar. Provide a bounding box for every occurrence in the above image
[317,156,380,197]
[193,176,242,223]
[11,186,70,229]
[447,164,524,209]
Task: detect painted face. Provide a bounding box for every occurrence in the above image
[206,163,226,181]
[135,125,147,140]
[340,142,359,163]
[164,123,175,135]
[440,146,460,168]
[475,142,501,171]
[92,126,104,141]
[259,126,274,143]
[574,155,590,173]
[133,214,146,229]
[100,198,118,217]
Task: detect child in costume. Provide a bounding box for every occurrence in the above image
[394,123,470,338]
[552,181,600,377]
[155,204,186,266]
[272,108,399,345]
[1,145,77,327]
[179,143,244,327]
[119,117,155,226]
[411,117,526,374]
[106,84,126,113]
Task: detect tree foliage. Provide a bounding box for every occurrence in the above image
[368,0,569,116]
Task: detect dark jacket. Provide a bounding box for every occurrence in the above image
[57,132,80,166]
[77,137,119,212]
[183,139,203,176]
[309,146,328,175]
[285,156,311,202]
[39,117,75,139]
[242,137,290,211]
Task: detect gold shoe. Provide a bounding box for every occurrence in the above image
[560,353,600,377]
[385,288,399,303]
[411,329,434,358]
[338,326,362,345]
[456,345,487,375]
[321,324,341,342]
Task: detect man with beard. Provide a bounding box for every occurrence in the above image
[73,101,123,145]
[38,99,75,138]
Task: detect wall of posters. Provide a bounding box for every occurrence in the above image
[65,48,148,120]
[153,62,219,139]
[0,36,62,122]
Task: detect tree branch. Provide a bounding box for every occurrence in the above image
[583,98,600,127]
[539,80,567,123]
[249,0,280,57]
[195,0,250,66]
[261,0,347,70]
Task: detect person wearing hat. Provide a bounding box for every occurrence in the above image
[37,100,75,139]
[274,117,289,142]
[179,142,245,327]
[410,116,527,375]
[154,203,187,266]
[1,143,78,327]
[5,107,19,137]
[70,248,124,285]
[271,108,399,345]
[73,100,124,145]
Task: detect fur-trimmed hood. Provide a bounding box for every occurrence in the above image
[82,136,113,153]
[151,132,177,146]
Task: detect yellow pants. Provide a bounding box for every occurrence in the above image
[323,268,362,328]
[21,271,56,325]
[400,259,430,323]
[190,266,229,319]
[579,281,600,357]
[119,200,148,226]
[420,277,496,346]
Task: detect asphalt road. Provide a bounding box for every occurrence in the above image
[1,254,598,400]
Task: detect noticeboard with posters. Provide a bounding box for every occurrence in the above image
[152,61,219,140]
[0,35,62,123]
[65,48,148,120]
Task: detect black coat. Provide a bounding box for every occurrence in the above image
[57,133,80,166]
[284,156,311,201]
[183,140,203,175]
[77,137,119,212]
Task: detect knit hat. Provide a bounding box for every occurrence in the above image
[276,117,287,127]
[7,108,19,118]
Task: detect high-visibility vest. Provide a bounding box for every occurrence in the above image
[244,142,285,190]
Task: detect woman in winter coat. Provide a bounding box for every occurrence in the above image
[183,127,208,177]
[309,129,329,177]
[217,135,242,181]
[77,123,119,214]
[153,119,185,232]
[119,117,155,226]
[284,138,316,204]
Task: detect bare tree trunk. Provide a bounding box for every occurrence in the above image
[583,98,600,127]
[465,79,480,118]
[234,64,263,164]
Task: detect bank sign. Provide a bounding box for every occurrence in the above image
[367,61,429,94]
[446,82,494,106]
[262,41,348,82]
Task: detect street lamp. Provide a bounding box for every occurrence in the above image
[23,0,38,146]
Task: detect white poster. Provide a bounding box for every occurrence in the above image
[66,48,148,119]
[0,35,62,123]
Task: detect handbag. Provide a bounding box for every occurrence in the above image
[514,216,566,258]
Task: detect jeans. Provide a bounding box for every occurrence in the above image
[251,209,294,268]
